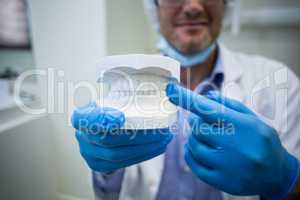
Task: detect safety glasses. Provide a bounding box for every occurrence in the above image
[155,0,223,8]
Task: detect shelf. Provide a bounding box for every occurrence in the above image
[225,0,300,35]
[241,7,300,27]
[0,102,45,134]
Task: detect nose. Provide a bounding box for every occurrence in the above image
[182,0,205,19]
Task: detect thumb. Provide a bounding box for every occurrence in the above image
[71,102,125,133]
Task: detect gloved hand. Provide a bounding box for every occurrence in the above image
[71,102,173,173]
[166,83,300,200]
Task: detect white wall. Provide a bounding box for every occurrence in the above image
[0,116,56,200]
[28,0,106,199]
[220,27,300,75]
[106,0,156,55]
[221,0,300,75]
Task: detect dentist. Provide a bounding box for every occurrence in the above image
[72,0,300,199]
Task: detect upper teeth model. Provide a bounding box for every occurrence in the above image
[97,54,180,130]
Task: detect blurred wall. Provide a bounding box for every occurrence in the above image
[106,0,156,55]
[0,49,34,73]
[28,0,106,199]
[0,116,56,200]
[220,27,300,75]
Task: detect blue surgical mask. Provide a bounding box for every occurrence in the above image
[157,37,216,68]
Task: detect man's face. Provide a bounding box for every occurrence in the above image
[158,0,225,54]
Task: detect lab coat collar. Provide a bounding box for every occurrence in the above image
[219,44,245,103]
[219,44,243,83]
[193,44,224,94]
[193,44,244,96]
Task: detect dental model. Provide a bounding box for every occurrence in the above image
[97,54,180,130]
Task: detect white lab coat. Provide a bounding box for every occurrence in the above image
[117,45,300,200]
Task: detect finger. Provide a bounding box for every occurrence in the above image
[71,102,125,134]
[78,128,173,147]
[188,113,216,146]
[166,83,238,123]
[206,91,256,116]
[76,130,173,162]
[188,113,234,147]
[83,145,168,173]
[184,148,218,186]
[186,135,220,169]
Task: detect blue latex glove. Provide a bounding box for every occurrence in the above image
[166,83,300,200]
[71,102,173,173]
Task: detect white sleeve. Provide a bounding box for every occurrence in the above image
[278,68,300,158]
